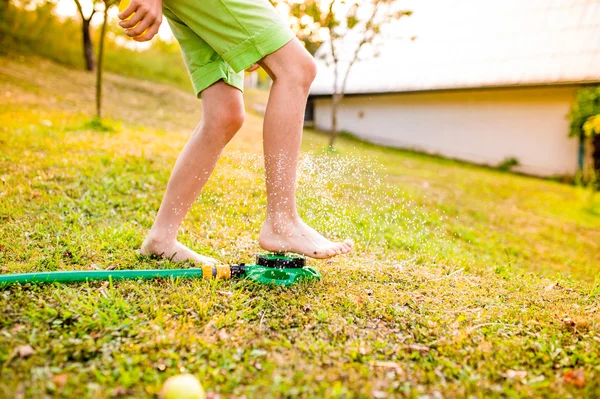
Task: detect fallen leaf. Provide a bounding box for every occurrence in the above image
[88,263,100,270]
[545,283,559,291]
[506,369,527,379]
[111,387,128,397]
[17,345,35,358]
[106,265,117,270]
[563,369,585,388]
[406,344,430,353]
[563,317,576,328]
[10,324,25,334]
[52,373,68,388]
[372,361,402,371]
[477,340,493,353]
[356,295,365,304]
[217,329,229,341]
[391,262,404,270]
[217,290,234,298]
[414,294,425,302]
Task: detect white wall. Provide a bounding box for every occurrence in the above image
[313,86,580,176]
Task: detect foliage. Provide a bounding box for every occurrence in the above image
[568,86,600,137]
[1,54,600,398]
[583,115,600,137]
[496,156,520,172]
[0,0,190,91]
[282,0,411,147]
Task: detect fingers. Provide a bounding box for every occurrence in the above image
[246,63,260,72]
[133,21,160,42]
[126,16,152,37]
[118,0,162,41]
[119,8,145,29]
[118,1,138,21]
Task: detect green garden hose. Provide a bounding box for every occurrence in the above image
[0,254,321,287]
[0,268,205,285]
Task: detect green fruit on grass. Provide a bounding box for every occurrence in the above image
[160,374,206,399]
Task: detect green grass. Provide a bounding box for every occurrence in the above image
[1,54,600,398]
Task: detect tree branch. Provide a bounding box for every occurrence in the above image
[339,0,382,97]
[326,0,340,96]
[74,0,96,22]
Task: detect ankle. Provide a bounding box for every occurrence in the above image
[263,213,301,233]
[145,228,176,245]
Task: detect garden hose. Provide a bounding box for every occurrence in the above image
[0,254,321,287]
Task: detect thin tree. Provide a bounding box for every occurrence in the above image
[287,0,411,148]
[95,0,117,119]
[73,0,98,71]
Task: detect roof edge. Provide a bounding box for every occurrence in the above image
[309,80,600,99]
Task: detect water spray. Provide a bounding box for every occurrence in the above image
[0,254,321,287]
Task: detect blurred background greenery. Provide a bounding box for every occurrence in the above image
[0,0,195,90]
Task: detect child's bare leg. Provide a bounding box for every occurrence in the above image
[141,81,245,265]
[257,40,353,259]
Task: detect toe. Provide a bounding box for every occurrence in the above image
[207,258,218,266]
[344,241,354,253]
[330,243,344,256]
[195,255,217,266]
[322,247,338,258]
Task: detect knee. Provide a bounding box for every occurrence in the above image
[300,56,318,89]
[221,107,245,133]
[280,55,317,92]
[203,106,245,142]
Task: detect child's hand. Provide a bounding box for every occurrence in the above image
[246,64,260,72]
[118,0,163,42]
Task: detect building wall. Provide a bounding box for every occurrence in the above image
[313,86,580,176]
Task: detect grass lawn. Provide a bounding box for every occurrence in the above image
[1,53,600,398]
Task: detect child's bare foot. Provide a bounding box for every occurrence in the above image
[259,217,353,259]
[140,235,217,266]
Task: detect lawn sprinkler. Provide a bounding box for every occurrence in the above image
[0,253,321,287]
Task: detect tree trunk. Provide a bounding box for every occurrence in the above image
[328,93,341,148]
[82,19,95,71]
[593,135,600,189]
[96,5,109,119]
[0,0,10,43]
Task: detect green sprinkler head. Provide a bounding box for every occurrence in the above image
[242,253,321,286]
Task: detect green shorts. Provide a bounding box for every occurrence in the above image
[162,0,295,97]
